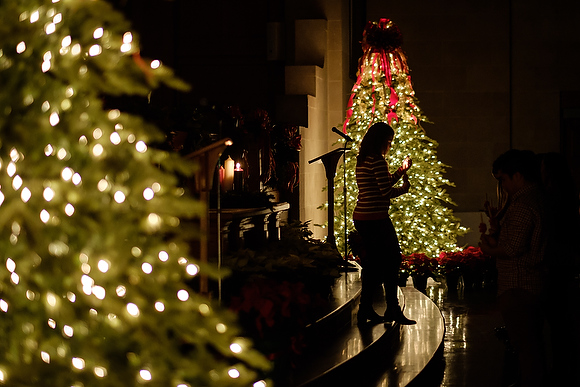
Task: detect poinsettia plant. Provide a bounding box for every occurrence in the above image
[401,252,439,277]
[438,246,489,274]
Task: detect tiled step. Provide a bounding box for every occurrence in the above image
[285,267,445,387]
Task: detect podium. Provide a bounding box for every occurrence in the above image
[186,138,232,295]
[309,148,349,249]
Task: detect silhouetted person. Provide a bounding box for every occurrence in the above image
[353,122,415,325]
[479,149,548,387]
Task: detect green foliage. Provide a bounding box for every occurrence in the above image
[334,23,466,258]
[0,1,270,386]
[223,221,344,282]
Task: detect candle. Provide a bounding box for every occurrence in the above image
[234,162,243,191]
[219,166,225,190]
[223,156,234,191]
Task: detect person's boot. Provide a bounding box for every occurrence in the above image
[357,305,385,324]
[384,307,416,325]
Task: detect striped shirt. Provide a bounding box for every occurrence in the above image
[353,155,408,221]
[496,183,548,295]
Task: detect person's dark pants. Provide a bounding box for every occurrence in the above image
[498,288,547,387]
[354,218,401,312]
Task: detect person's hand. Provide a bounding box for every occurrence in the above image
[401,157,412,171]
[479,222,487,234]
[402,172,410,190]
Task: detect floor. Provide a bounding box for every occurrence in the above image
[411,277,580,387]
[415,279,510,387]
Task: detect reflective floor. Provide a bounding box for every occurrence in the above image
[411,278,580,387]
[417,280,509,387]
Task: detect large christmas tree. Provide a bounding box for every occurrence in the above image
[0,1,270,386]
[336,19,466,258]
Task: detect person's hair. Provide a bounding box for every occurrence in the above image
[357,122,394,164]
[492,149,540,183]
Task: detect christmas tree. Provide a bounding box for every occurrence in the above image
[0,1,270,386]
[336,18,466,258]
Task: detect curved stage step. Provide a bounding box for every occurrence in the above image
[287,269,445,387]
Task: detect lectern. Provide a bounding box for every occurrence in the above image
[308,148,349,249]
[186,138,232,296]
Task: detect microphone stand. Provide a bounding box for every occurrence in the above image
[331,128,355,270]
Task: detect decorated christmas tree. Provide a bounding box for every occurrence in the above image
[336,18,466,258]
[0,1,270,386]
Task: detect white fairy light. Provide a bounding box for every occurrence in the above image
[150,60,160,69]
[158,251,169,262]
[139,369,152,382]
[143,187,154,200]
[147,213,161,227]
[110,132,121,145]
[108,109,120,120]
[141,262,152,274]
[44,144,54,156]
[154,302,165,312]
[46,292,58,307]
[30,11,39,23]
[6,258,15,272]
[186,264,199,276]
[42,60,51,72]
[61,167,73,181]
[12,175,23,190]
[93,27,104,39]
[135,141,147,153]
[41,351,51,364]
[40,209,50,223]
[216,323,227,333]
[93,128,103,139]
[198,304,210,315]
[113,191,125,203]
[94,366,107,378]
[57,148,67,160]
[65,203,74,216]
[126,303,140,317]
[71,44,81,56]
[72,173,82,185]
[228,368,240,379]
[7,162,16,176]
[45,23,56,35]
[116,285,126,297]
[0,299,8,312]
[43,187,55,201]
[177,289,189,301]
[16,41,26,54]
[93,286,105,300]
[89,44,102,56]
[123,32,133,44]
[230,343,242,354]
[92,144,104,157]
[21,188,31,202]
[63,325,74,337]
[97,179,108,192]
[98,260,109,273]
[72,357,85,370]
[49,112,59,126]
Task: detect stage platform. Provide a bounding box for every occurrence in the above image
[279,267,445,387]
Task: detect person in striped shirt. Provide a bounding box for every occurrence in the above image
[353,122,415,325]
